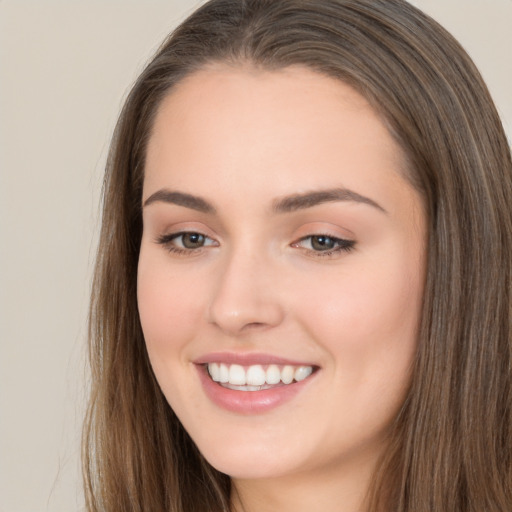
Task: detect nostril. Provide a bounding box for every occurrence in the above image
[244,322,267,330]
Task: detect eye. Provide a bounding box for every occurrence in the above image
[175,232,207,249]
[156,231,218,254]
[292,234,355,256]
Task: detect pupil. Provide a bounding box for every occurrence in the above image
[183,233,205,248]
[311,235,335,251]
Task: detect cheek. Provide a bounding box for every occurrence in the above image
[293,249,423,379]
[137,250,207,411]
[137,250,204,357]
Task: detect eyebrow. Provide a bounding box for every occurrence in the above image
[142,186,386,215]
[272,188,386,214]
[143,189,216,214]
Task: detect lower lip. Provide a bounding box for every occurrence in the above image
[196,365,316,414]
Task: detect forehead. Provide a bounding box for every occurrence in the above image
[144,65,411,214]
[148,64,388,156]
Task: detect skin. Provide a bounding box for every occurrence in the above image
[138,65,426,512]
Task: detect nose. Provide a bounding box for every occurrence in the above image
[207,248,285,336]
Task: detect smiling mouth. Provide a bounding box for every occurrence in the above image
[206,362,316,391]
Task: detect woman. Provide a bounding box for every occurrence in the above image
[83,0,512,510]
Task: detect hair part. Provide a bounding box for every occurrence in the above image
[83,1,512,510]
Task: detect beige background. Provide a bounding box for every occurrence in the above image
[0,1,510,511]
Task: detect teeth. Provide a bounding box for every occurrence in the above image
[294,366,313,381]
[281,365,295,384]
[229,364,246,385]
[246,365,266,386]
[209,362,220,381]
[266,364,281,385]
[207,362,314,387]
[219,363,229,383]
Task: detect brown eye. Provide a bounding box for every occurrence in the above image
[292,234,356,256]
[310,235,336,251]
[181,232,205,249]
[156,231,218,254]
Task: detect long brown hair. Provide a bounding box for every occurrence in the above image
[83,1,512,510]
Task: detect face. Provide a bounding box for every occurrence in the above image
[138,66,426,484]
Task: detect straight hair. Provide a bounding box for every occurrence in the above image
[83,0,512,510]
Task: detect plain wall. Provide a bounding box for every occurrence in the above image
[0,1,510,511]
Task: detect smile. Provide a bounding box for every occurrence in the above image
[207,363,314,391]
[195,355,319,413]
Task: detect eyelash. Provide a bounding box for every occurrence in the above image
[292,234,356,257]
[156,232,217,256]
[155,232,356,258]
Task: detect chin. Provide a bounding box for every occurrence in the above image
[192,429,307,480]
[204,451,296,480]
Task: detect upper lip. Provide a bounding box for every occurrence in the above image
[193,352,317,367]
